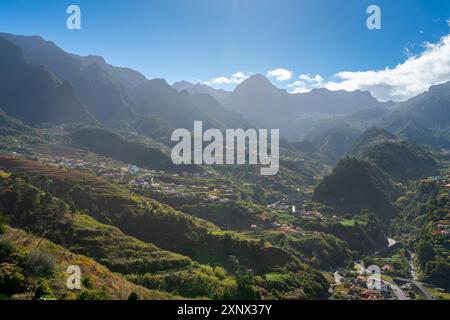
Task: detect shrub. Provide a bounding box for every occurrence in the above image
[25,250,55,277]
[34,280,55,300]
[0,240,16,262]
[127,291,139,300]
[0,263,25,294]
[77,289,111,300]
[214,266,227,280]
[82,275,94,289]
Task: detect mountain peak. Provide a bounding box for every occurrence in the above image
[234,74,278,93]
[173,80,193,88]
[244,73,271,84]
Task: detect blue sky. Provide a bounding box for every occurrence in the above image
[0,0,449,100]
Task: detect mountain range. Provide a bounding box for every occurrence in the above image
[1,32,449,300]
[1,32,450,153]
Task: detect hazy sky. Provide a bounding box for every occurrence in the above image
[1,0,449,100]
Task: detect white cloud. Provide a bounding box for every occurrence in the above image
[288,73,324,94]
[322,34,450,101]
[267,68,293,81]
[205,72,251,85]
[206,32,450,101]
[447,18,450,27]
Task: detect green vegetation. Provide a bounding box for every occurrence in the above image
[0,226,176,300]
[363,249,412,278]
[295,214,387,254]
[428,287,450,300]
[350,128,439,182]
[70,127,192,172]
[0,165,330,299]
[260,231,353,270]
[391,180,450,289]
[0,38,96,126]
[1,31,449,301]
[340,219,358,227]
[0,157,300,273]
[313,158,399,222]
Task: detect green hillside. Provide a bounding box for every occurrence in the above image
[70,127,194,173]
[313,158,399,222]
[391,180,450,289]
[0,226,178,300]
[0,38,95,126]
[350,128,439,181]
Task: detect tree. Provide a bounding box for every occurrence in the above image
[77,289,111,300]
[415,239,435,267]
[127,291,139,300]
[34,280,55,300]
[226,255,239,273]
[236,272,260,300]
[0,263,25,294]
[0,240,16,262]
[25,250,55,277]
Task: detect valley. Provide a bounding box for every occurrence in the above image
[0,32,449,301]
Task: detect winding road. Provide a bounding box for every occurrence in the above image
[395,277,434,300]
[332,237,435,300]
[383,280,408,300]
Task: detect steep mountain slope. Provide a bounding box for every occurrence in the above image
[313,158,399,222]
[131,79,227,129]
[0,173,191,275]
[384,81,450,148]
[0,110,34,136]
[75,54,147,89]
[70,63,136,125]
[391,180,450,289]
[69,127,192,172]
[222,74,386,140]
[0,110,47,155]
[349,128,439,181]
[385,117,450,149]
[292,88,382,114]
[0,38,94,126]
[305,126,361,161]
[173,80,231,101]
[223,74,291,130]
[0,32,147,92]
[0,33,137,127]
[0,166,331,300]
[0,33,83,83]
[394,82,450,128]
[190,93,251,129]
[0,226,178,300]
[0,172,265,299]
[0,155,295,273]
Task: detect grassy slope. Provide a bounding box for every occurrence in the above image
[1,226,178,300]
[0,155,295,272]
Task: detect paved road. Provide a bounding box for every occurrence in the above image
[383,280,408,300]
[375,238,398,256]
[355,261,409,300]
[395,277,434,300]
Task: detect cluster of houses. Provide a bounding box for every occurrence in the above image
[266,199,325,219]
[33,153,237,202]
